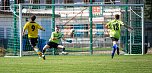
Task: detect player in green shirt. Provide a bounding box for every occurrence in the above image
[42,26,72,60]
[105,14,133,59]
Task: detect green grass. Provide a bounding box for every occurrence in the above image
[0,55,152,73]
[66,48,116,52]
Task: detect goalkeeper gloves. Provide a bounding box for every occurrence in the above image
[66,40,72,43]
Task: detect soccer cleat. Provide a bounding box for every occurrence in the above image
[37,52,42,57]
[112,55,114,59]
[61,51,68,55]
[42,55,46,60]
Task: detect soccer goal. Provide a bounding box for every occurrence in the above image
[5,3,144,57]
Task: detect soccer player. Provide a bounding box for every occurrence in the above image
[22,15,45,57]
[105,14,133,59]
[42,26,72,60]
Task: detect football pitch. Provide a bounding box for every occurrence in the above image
[0,55,152,73]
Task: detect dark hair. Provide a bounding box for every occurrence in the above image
[115,14,120,20]
[30,15,36,21]
[56,26,60,29]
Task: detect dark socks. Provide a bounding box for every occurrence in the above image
[117,47,120,55]
[62,48,65,52]
[42,49,46,54]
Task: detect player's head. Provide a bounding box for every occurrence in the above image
[55,26,60,33]
[30,15,36,21]
[115,14,120,20]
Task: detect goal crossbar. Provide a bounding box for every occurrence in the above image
[11,4,144,7]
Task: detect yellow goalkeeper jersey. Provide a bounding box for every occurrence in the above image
[23,21,43,38]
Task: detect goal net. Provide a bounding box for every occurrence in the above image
[3,3,144,57]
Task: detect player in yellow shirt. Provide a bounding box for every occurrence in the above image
[105,14,133,59]
[22,15,45,57]
[42,26,72,60]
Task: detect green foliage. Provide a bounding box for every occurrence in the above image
[144,0,152,20]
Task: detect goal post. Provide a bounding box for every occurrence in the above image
[19,4,22,57]
[6,3,144,57]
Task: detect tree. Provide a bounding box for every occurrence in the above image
[144,0,152,20]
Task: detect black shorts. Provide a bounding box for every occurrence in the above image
[47,41,59,48]
[111,37,119,41]
[28,38,38,47]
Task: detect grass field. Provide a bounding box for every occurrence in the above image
[0,55,152,73]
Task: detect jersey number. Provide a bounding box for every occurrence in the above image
[31,25,35,31]
[113,23,119,30]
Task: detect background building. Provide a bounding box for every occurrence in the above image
[0,0,151,55]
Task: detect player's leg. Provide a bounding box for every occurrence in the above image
[115,39,120,55]
[41,45,50,60]
[42,42,52,60]
[111,37,119,59]
[29,38,42,57]
[57,45,68,55]
[42,45,50,54]
[112,41,117,59]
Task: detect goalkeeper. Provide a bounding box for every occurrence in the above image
[105,14,133,59]
[42,26,72,60]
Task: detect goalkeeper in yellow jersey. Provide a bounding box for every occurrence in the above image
[22,15,45,57]
[105,14,133,59]
[42,26,72,60]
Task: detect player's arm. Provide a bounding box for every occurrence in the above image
[58,33,72,43]
[104,21,111,29]
[22,30,26,36]
[61,34,68,41]
[104,22,111,35]
[40,27,45,31]
[22,22,28,36]
[60,34,72,43]
[123,24,133,32]
[37,24,45,31]
[61,37,72,43]
[121,21,133,31]
[123,24,133,30]
[61,36,66,41]
[57,34,63,39]
[104,24,109,29]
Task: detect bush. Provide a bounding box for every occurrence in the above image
[0,47,5,57]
